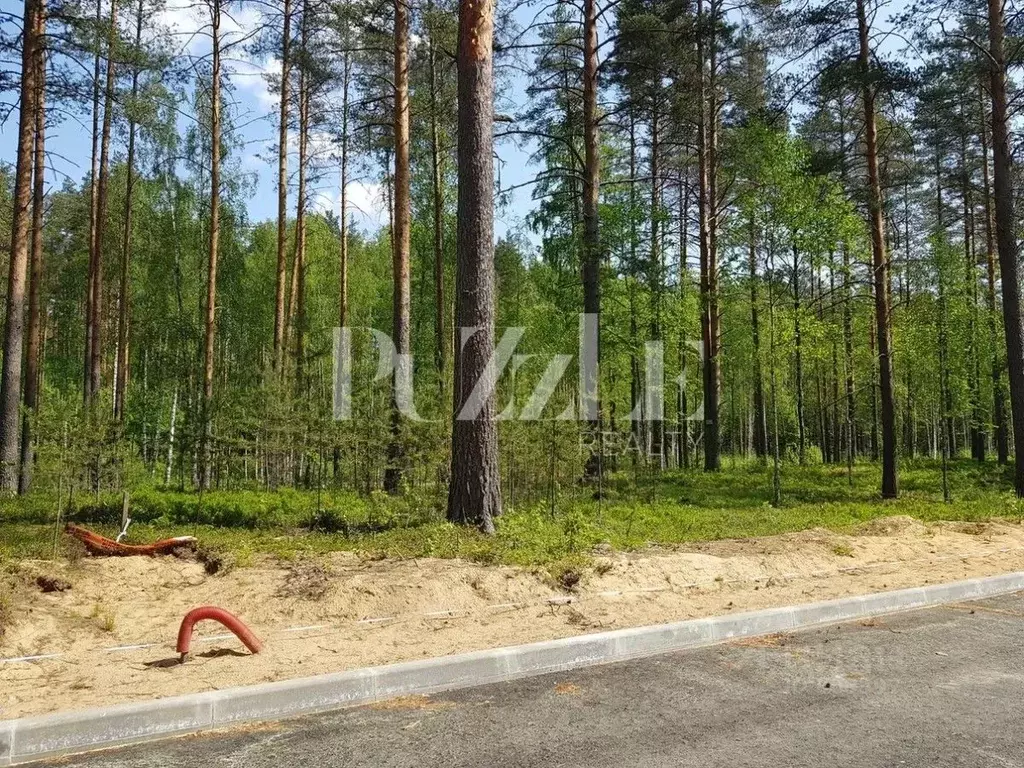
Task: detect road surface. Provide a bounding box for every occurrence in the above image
[41,592,1024,767]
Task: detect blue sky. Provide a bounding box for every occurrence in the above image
[0,0,541,243]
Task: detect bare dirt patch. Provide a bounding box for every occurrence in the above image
[3,515,1024,719]
[277,559,333,601]
[729,632,787,649]
[553,682,582,696]
[368,694,454,712]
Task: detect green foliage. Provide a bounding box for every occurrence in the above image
[2,462,1017,584]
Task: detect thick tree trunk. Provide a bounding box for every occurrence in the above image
[84,0,102,404]
[447,0,501,532]
[273,0,292,373]
[986,0,1024,494]
[384,0,411,494]
[697,0,721,471]
[200,0,222,490]
[20,0,45,494]
[88,0,118,407]
[20,0,45,489]
[5,0,40,493]
[581,0,601,476]
[980,85,1008,465]
[114,0,143,423]
[856,0,898,498]
[935,160,953,502]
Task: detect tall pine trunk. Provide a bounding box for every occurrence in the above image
[384,0,411,494]
[792,244,805,464]
[678,176,690,468]
[84,0,102,404]
[447,0,501,532]
[961,133,984,461]
[648,103,662,465]
[856,0,898,498]
[273,0,292,373]
[88,0,117,407]
[749,218,767,458]
[200,0,222,489]
[979,84,1008,465]
[114,0,143,422]
[2,0,40,492]
[829,253,842,462]
[427,0,446,381]
[292,5,308,389]
[339,49,349,327]
[986,0,1024,494]
[581,0,601,476]
[697,0,721,471]
[20,0,45,494]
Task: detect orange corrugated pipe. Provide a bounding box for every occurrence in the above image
[65,523,196,557]
[176,606,263,661]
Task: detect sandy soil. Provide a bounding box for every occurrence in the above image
[3,515,1024,720]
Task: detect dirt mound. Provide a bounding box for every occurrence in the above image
[931,520,998,537]
[854,515,929,537]
[3,514,1024,719]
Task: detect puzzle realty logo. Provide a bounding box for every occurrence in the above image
[332,314,705,423]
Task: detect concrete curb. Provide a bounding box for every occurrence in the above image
[4,571,1024,765]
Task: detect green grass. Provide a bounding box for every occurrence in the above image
[1,459,1021,574]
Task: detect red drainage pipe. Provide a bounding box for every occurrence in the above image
[66,523,197,557]
[176,606,263,662]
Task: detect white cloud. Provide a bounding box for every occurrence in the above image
[286,128,339,160]
[153,0,206,53]
[220,4,262,44]
[344,181,387,230]
[302,181,387,234]
[154,1,279,115]
[228,56,278,109]
[309,188,337,216]
[154,1,265,56]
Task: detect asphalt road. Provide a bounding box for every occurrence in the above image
[43,593,1024,767]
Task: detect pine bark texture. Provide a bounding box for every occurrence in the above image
[1,0,39,492]
[19,0,45,493]
[115,0,144,422]
[986,0,1024,495]
[273,0,291,373]
[87,0,118,406]
[201,0,222,489]
[581,0,601,476]
[447,0,501,533]
[856,0,898,498]
[385,0,412,494]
